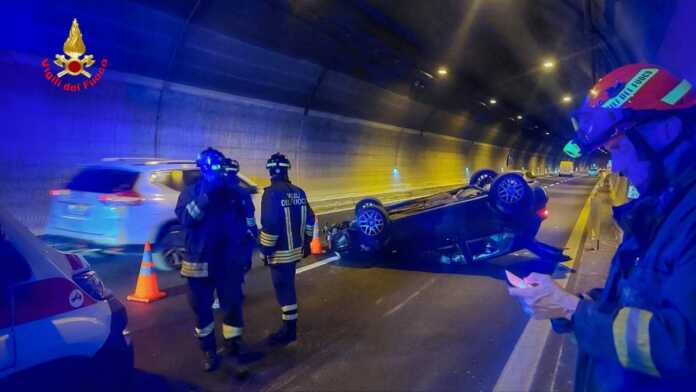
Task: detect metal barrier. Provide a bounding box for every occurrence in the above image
[586,173,628,250]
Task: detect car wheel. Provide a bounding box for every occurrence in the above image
[490,173,531,214]
[469,169,498,189]
[355,204,391,251]
[153,223,186,271]
[355,197,383,214]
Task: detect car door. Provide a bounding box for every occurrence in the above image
[0,234,32,372]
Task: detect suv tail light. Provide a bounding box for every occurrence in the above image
[536,207,549,219]
[98,190,144,205]
[49,189,71,196]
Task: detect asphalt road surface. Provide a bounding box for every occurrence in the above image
[45,175,597,392]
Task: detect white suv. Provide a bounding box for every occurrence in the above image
[0,208,133,390]
[44,158,261,270]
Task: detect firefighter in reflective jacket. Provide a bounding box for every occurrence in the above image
[509,64,696,391]
[223,157,258,274]
[259,152,315,345]
[175,148,256,372]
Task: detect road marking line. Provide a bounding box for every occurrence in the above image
[493,179,600,392]
[64,248,102,255]
[296,253,341,274]
[383,278,436,318]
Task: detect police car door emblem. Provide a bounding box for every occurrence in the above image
[69,289,85,308]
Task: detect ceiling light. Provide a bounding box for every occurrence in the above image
[542,59,556,70]
[516,115,523,120]
[545,131,550,135]
[489,98,497,105]
[562,95,573,103]
[437,66,448,76]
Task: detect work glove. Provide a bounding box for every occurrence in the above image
[507,272,580,320]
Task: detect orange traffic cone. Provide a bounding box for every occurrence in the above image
[127,242,167,303]
[310,219,323,255]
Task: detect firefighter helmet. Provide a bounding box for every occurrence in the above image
[222,157,240,174]
[196,147,226,175]
[266,152,291,177]
[564,64,696,158]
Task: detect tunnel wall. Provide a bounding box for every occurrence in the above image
[1,52,557,231]
[1,1,563,230]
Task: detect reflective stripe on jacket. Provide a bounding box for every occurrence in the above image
[260,178,315,264]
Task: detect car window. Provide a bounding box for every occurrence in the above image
[67,168,139,194]
[151,170,201,192]
[0,232,32,288]
[183,170,201,187]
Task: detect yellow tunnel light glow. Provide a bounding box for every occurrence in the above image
[542,60,555,70]
[437,66,448,76]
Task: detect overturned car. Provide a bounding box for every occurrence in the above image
[328,170,566,263]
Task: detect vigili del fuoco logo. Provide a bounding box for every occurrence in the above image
[41,18,108,92]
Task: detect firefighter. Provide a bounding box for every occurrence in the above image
[509,64,696,391]
[222,157,258,274]
[259,152,315,345]
[175,148,253,372]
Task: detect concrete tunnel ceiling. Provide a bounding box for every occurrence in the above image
[11,0,678,151]
[114,0,674,151]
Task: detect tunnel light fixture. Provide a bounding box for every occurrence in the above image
[542,60,556,70]
[489,98,497,105]
[562,95,573,104]
[437,66,448,77]
[516,114,523,120]
[545,131,551,135]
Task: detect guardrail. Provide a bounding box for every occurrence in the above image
[586,173,629,250]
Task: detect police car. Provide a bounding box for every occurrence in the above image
[44,158,261,270]
[0,209,133,390]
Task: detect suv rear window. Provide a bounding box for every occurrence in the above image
[67,168,139,194]
[152,170,201,192]
[153,170,257,193]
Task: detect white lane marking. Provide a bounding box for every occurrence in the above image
[296,253,341,274]
[63,248,102,255]
[383,278,437,318]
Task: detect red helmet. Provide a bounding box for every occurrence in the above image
[564,64,696,158]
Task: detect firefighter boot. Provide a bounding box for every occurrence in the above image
[202,350,220,372]
[268,320,297,345]
[222,337,264,363]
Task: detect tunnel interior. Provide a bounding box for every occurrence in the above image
[2,0,690,230]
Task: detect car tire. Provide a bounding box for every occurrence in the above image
[469,169,498,189]
[355,197,383,214]
[153,223,186,271]
[355,203,391,251]
[490,173,532,214]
